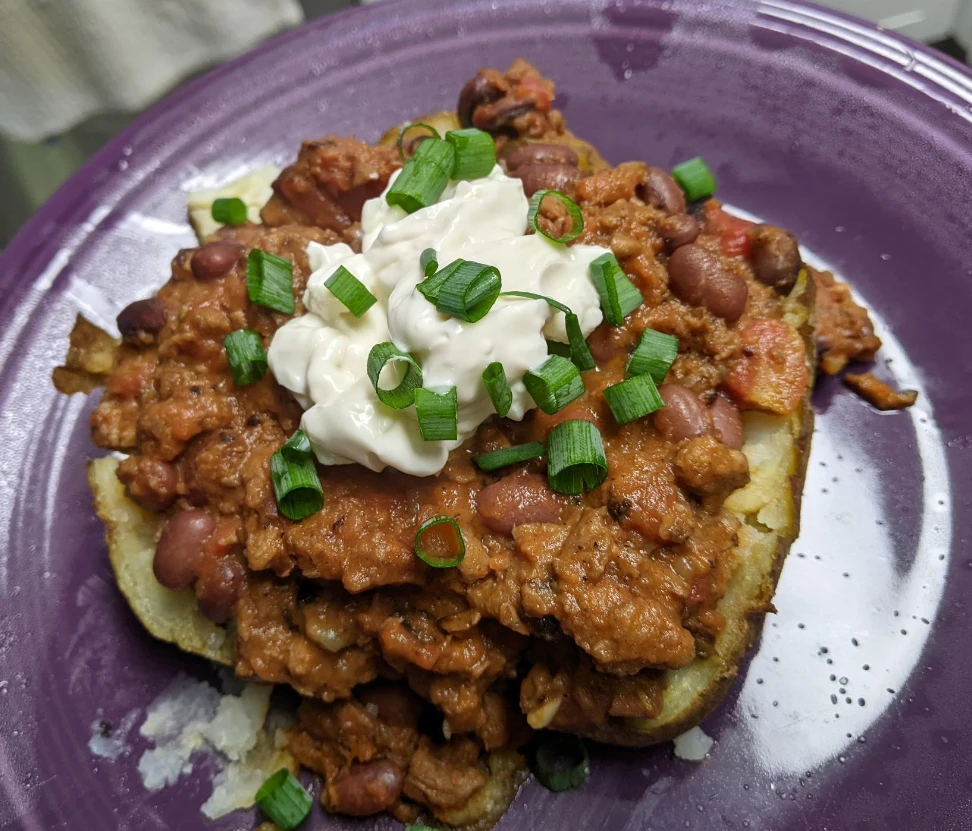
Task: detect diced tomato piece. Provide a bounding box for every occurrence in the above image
[725,319,808,414]
[704,200,753,258]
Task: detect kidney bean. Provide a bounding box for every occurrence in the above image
[667,244,748,322]
[473,97,535,132]
[153,511,215,591]
[638,166,686,215]
[709,394,744,450]
[190,241,243,281]
[117,298,167,345]
[119,457,178,511]
[749,224,802,294]
[196,557,244,623]
[513,163,583,198]
[457,74,504,128]
[653,383,713,443]
[477,473,562,535]
[326,760,404,816]
[658,214,700,252]
[506,143,579,172]
[357,684,423,727]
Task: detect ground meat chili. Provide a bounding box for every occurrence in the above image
[84,61,892,823]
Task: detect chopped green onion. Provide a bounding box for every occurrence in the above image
[482,362,512,416]
[211,197,247,226]
[434,261,502,323]
[246,249,294,314]
[414,516,466,568]
[223,329,267,386]
[626,328,679,383]
[420,247,438,278]
[672,157,717,202]
[589,252,642,326]
[523,355,585,415]
[604,374,665,425]
[324,265,377,317]
[446,128,496,180]
[255,769,313,830]
[367,342,423,409]
[270,430,324,521]
[546,420,608,495]
[397,122,440,162]
[474,442,546,472]
[527,190,584,244]
[386,138,456,215]
[417,259,462,304]
[499,291,593,370]
[546,339,573,359]
[415,387,458,441]
[533,734,590,793]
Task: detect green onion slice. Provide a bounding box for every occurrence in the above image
[420,247,438,278]
[415,387,459,441]
[546,339,573,359]
[671,157,717,202]
[533,734,591,793]
[211,197,247,226]
[527,189,584,244]
[604,374,665,425]
[588,252,642,326]
[626,328,679,383]
[446,128,496,180]
[397,122,440,162]
[255,769,313,830]
[246,249,295,314]
[386,137,456,215]
[546,419,608,495]
[324,265,377,317]
[414,516,466,568]
[270,430,324,521]
[523,355,585,415]
[417,258,462,303]
[474,442,546,472]
[223,329,267,386]
[367,342,423,409]
[434,261,502,323]
[482,362,512,417]
[499,291,594,370]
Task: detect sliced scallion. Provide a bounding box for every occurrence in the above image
[211,197,247,226]
[420,247,438,278]
[546,339,573,359]
[397,122,440,162]
[434,261,502,322]
[324,265,376,317]
[246,249,294,314]
[414,516,466,568]
[626,328,679,383]
[603,374,665,425]
[527,189,584,244]
[446,128,496,180]
[255,768,313,830]
[474,442,546,472]
[223,329,267,386]
[270,430,324,521]
[499,291,594,370]
[523,355,585,415]
[672,157,716,202]
[482,362,512,417]
[588,252,642,326]
[415,387,458,441]
[367,342,423,409]
[533,734,591,793]
[417,259,462,304]
[386,138,456,215]
[546,419,608,495]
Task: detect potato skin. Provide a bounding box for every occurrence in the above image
[568,272,817,748]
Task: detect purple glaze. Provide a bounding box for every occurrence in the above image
[1,1,971,829]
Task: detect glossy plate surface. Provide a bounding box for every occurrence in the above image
[1,1,970,828]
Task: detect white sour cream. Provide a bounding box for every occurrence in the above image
[267,166,610,477]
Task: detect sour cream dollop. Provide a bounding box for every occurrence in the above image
[267,166,611,477]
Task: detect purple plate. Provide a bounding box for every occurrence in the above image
[1,1,970,828]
